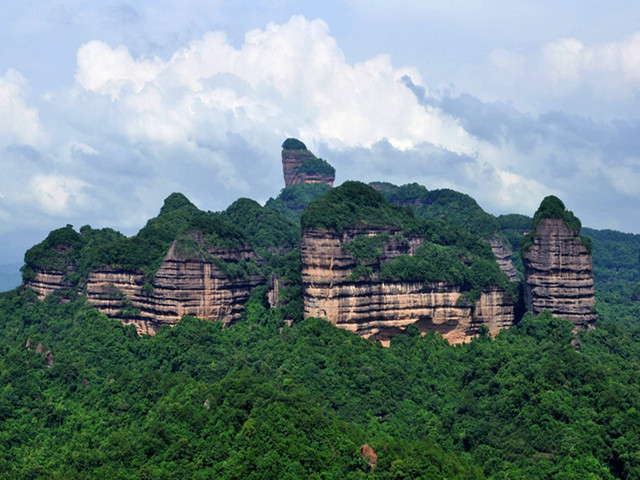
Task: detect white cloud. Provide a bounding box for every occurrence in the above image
[29,174,89,216]
[490,31,640,102]
[0,69,46,147]
[74,15,475,155]
[76,40,163,100]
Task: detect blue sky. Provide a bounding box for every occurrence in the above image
[1,1,640,265]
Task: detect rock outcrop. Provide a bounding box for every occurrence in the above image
[301,226,516,344]
[360,445,378,472]
[24,266,76,299]
[487,235,520,281]
[282,139,335,187]
[27,239,265,335]
[523,218,597,329]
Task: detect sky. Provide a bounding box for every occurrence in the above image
[2,0,640,265]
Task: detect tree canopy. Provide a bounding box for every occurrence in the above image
[282,138,307,150]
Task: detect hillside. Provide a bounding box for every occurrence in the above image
[0,280,638,478]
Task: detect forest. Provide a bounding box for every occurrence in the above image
[2,179,640,479]
[1,279,640,479]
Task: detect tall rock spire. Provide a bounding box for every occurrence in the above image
[522,196,597,329]
[281,138,335,187]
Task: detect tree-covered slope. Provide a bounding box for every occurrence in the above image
[265,183,332,223]
[1,284,640,478]
[220,197,300,254]
[371,182,499,238]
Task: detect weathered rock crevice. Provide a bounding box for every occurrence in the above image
[486,235,520,282]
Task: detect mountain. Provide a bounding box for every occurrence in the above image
[4,138,640,478]
[281,138,335,187]
[18,139,602,343]
[300,181,518,344]
[522,196,597,329]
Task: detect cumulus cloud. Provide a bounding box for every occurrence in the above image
[29,174,89,216]
[76,41,163,99]
[74,16,474,154]
[486,31,640,115]
[0,69,46,147]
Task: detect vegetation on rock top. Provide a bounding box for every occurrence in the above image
[372,182,499,238]
[301,181,421,232]
[520,196,592,256]
[295,156,335,177]
[220,198,300,254]
[532,195,582,232]
[282,138,307,150]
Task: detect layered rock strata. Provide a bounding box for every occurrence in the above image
[523,218,597,329]
[301,226,516,344]
[282,148,335,187]
[487,235,520,281]
[26,241,264,335]
[24,266,76,299]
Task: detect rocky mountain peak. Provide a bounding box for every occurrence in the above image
[281,138,335,187]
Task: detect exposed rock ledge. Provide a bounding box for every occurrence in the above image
[486,235,520,282]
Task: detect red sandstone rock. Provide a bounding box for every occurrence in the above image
[26,236,265,335]
[301,226,516,344]
[523,218,597,329]
[282,147,334,187]
[361,444,378,472]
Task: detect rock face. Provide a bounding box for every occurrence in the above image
[360,445,378,472]
[282,147,335,187]
[487,235,520,281]
[301,226,516,344]
[523,218,597,329]
[26,240,264,335]
[24,266,76,298]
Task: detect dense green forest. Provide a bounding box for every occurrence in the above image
[265,183,332,223]
[371,182,499,238]
[1,276,640,478]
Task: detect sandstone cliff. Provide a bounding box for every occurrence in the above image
[27,238,264,335]
[24,266,75,299]
[301,226,516,344]
[282,139,335,187]
[523,218,597,329]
